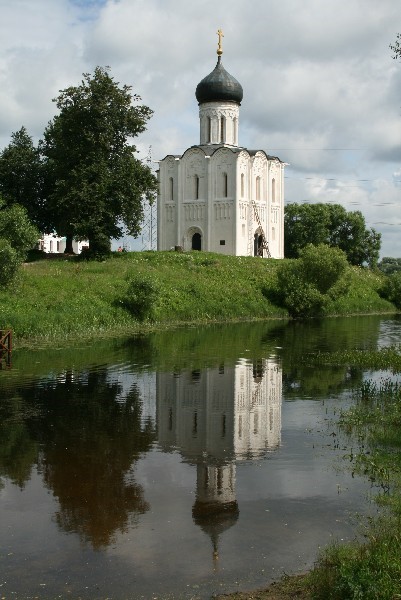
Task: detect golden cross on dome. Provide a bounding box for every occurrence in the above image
[217,28,224,56]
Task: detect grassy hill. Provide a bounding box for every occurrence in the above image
[1,250,395,347]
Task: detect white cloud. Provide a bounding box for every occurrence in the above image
[0,0,400,256]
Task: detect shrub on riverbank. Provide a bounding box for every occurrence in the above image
[274,244,350,317]
[0,250,395,346]
[379,271,401,309]
[0,199,39,285]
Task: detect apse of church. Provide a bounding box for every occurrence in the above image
[157,31,285,258]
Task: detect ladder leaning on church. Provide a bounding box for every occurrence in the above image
[252,200,271,258]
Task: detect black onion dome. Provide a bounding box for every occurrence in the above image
[195,57,243,105]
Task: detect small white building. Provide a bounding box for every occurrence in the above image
[38,234,88,254]
[157,33,285,258]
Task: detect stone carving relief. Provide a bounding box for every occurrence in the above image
[165,156,176,169]
[201,106,239,121]
[252,152,267,177]
[239,202,248,221]
[271,206,279,224]
[238,151,250,170]
[187,158,204,175]
[185,149,205,174]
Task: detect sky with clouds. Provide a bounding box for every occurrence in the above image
[0,0,400,256]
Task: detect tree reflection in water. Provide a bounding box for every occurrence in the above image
[0,368,156,549]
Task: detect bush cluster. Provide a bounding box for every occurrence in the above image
[275,244,350,317]
[379,271,401,309]
[0,238,20,285]
[0,199,39,286]
[120,273,160,321]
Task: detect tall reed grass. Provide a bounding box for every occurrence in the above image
[310,368,401,599]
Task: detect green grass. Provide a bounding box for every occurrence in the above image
[324,266,392,315]
[0,251,396,347]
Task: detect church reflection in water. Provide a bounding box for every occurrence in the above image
[156,357,282,560]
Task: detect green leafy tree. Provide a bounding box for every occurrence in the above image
[0,127,48,231]
[378,257,401,275]
[0,200,39,261]
[284,203,381,267]
[275,244,350,318]
[0,239,19,286]
[379,272,401,309]
[0,197,39,285]
[41,66,158,255]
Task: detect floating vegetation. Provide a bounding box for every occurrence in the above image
[310,345,401,373]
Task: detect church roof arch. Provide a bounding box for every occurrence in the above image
[248,149,284,164]
[181,146,208,161]
[209,145,237,161]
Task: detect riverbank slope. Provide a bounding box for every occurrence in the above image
[1,250,395,346]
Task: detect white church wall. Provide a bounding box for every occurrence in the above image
[235,152,251,256]
[183,148,207,201]
[210,201,234,254]
[267,160,285,259]
[157,156,179,250]
[163,204,176,248]
[208,148,236,254]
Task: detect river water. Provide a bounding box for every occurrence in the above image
[1,315,400,599]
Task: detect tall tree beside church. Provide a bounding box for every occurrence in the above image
[41,67,157,254]
[0,127,48,231]
[284,203,381,268]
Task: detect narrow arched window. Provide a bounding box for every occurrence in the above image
[207,116,211,143]
[272,227,276,241]
[241,173,245,198]
[194,175,199,199]
[220,116,225,143]
[223,172,228,198]
[272,178,276,202]
[169,177,174,201]
[256,176,261,201]
[233,117,237,145]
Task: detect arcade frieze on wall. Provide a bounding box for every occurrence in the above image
[184,202,206,222]
[214,201,232,220]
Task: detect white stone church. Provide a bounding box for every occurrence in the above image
[157,32,285,258]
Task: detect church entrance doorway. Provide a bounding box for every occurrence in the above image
[254,232,263,256]
[192,232,202,251]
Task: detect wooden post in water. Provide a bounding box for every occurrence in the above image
[0,329,12,368]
